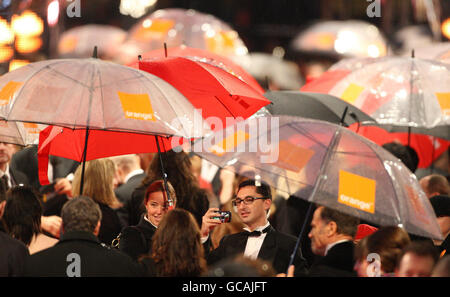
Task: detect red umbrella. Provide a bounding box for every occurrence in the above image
[348,124,450,169]
[136,46,265,94]
[37,125,186,186]
[134,57,270,131]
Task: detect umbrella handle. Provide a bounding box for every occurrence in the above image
[154,135,174,209]
[287,202,314,272]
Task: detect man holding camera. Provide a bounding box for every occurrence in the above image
[201,179,308,276]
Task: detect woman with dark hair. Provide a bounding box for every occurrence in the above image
[3,185,58,254]
[140,208,207,277]
[128,150,210,228]
[118,180,176,261]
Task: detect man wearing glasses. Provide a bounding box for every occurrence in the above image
[201,179,308,276]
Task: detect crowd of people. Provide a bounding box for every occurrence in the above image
[0,140,449,277]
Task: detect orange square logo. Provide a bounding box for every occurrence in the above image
[0,81,22,105]
[341,83,364,104]
[338,170,376,213]
[210,130,249,156]
[435,92,450,116]
[118,91,156,122]
[273,141,315,173]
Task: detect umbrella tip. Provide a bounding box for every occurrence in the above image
[92,46,98,58]
[411,49,415,58]
[138,55,142,61]
[164,43,167,58]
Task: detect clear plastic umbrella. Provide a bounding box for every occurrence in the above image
[328,56,450,139]
[0,121,45,146]
[291,20,387,58]
[192,115,443,241]
[113,8,248,64]
[57,24,127,59]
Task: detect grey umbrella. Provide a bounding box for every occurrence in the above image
[264,90,377,127]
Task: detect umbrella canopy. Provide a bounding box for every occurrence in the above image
[327,56,450,139]
[136,57,271,130]
[57,24,127,59]
[113,8,248,64]
[192,115,443,240]
[0,57,210,138]
[232,52,304,91]
[291,20,387,58]
[37,125,181,185]
[0,120,45,146]
[136,46,265,94]
[264,90,377,127]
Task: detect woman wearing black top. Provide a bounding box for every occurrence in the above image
[118,180,176,261]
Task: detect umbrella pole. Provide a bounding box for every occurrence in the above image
[154,135,173,210]
[287,202,314,269]
[80,126,90,194]
[339,106,349,127]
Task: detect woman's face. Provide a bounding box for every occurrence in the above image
[145,191,168,226]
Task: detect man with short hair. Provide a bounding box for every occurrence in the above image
[419,174,450,198]
[307,205,360,276]
[201,179,308,276]
[396,241,440,277]
[24,196,141,277]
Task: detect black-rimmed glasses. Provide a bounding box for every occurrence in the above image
[232,196,269,207]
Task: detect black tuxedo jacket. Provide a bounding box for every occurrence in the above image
[118,215,156,262]
[308,240,357,277]
[8,167,29,187]
[206,226,308,276]
[24,231,142,277]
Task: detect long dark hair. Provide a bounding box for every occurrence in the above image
[3,185,43,246]
[150,208,207,276]
[142,150,209,226]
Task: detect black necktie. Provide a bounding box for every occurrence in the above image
[244,225,271,237]
[1,175,9,190]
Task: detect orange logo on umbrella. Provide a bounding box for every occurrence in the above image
[338,170,376,213]
[435,92,450,116]
[273,140,315,173]
[210,130,250,156]
[0,81,23,105]
[118,91,156,122]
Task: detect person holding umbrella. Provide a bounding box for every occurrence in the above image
[201,179,308,276]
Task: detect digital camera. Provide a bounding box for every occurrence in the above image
[213,210,232,223]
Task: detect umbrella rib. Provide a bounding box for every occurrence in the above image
[138,72,190,138]
[287,123,329,150]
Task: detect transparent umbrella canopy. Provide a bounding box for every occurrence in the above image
[192,115,443,240]
[0,121,45,146]
[113,8,248,64]
[328,56,450,140]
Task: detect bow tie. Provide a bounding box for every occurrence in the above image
[243,226,271,237]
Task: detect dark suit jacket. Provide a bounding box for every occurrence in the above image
[308,240,357,277]
[0,229,29,277]
[118,215,156,262]
[8,167,29,187]
[24,231,142,277]
[10,145,79,190]
[206,226,308,276]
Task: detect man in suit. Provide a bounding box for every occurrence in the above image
[111,154,146,227]
[24,195,142,277]
[0,142,28,187]
[307,205,360,276]
[201,179,308,276]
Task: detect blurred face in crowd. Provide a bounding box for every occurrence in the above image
[397,252,435,277]
[145,191,169,227]
[0,142,15,170]
[235,185,271,230]
[309,206,331,256]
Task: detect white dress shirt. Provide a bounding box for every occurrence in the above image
[0,164,13,188]
[243,222,271,260]
[124,169,144,184]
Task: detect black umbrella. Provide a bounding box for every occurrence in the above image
[264,90,377,128]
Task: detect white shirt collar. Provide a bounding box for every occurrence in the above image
[243,221,270,233]
[124,169,144,184]
[325,239,351,256]
[143,215,158,229]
